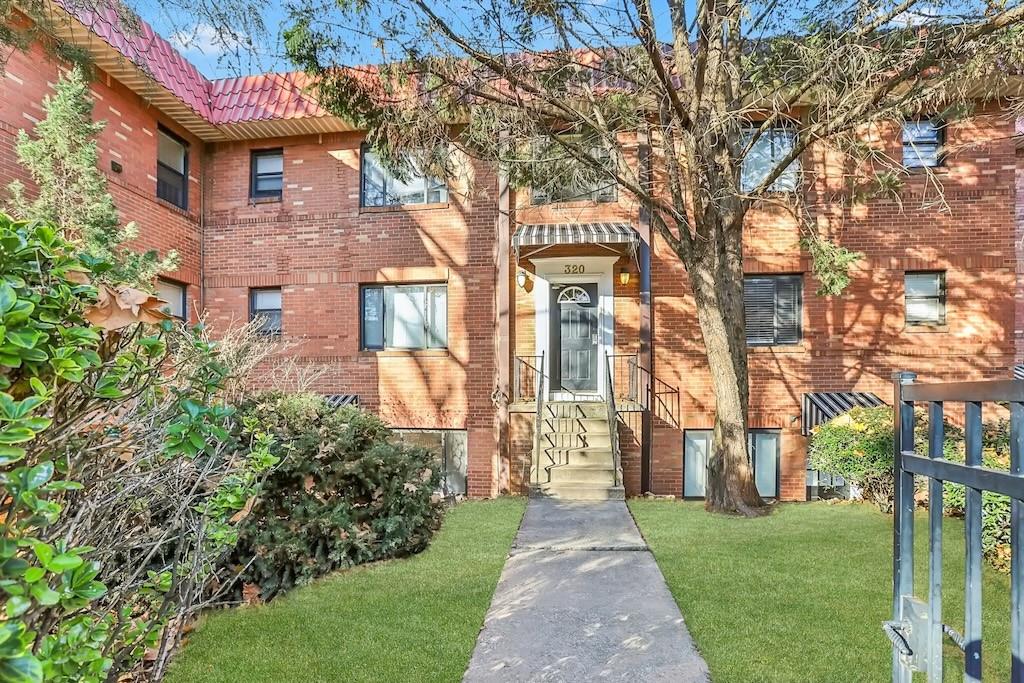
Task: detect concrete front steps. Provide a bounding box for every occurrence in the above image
[531,401,625,501]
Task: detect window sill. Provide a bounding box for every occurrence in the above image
[155,197,192,217]
[748,343,806,354]
[249,196,282,205]
[359,202,449,214]
[904,323,949,333]
[905,165,948,176]
[360,349,450,358]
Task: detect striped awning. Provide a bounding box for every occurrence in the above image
[802,392,885,436]
[513,222,639,251]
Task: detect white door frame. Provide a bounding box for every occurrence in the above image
[531,256,617,400]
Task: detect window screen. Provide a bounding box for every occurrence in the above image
[157,128,188,209]
[156,279,186,320]
[250,288,282,335]
[905,271,945,325]
[361,284,447,350]
[251,149,284,199]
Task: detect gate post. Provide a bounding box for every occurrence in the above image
[891,371,916,683]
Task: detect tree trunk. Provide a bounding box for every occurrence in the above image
[688,224,768,516]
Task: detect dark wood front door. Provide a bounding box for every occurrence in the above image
[550,283,599,393]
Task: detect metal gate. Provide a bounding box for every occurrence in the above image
[887,372,1023,682]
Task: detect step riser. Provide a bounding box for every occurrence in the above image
[535,484,625,501]
[543,433,612,449]
[541,418,611,435]
[543,403,607,419]
[548,468,616,484]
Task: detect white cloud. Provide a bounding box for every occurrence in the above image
[168,23,245,56]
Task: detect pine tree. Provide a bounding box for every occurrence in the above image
[8,65,178,285]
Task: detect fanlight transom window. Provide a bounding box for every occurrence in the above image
[557,286,592,305]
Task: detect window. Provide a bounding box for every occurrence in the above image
[250,149,283,200]
[905,271,946,325]
[682,428,780,499]
[360,146,447,207]
[157,127,188,209]
[156,279,186,320]
[393,429,468,496]
[532,145,616,204]
[743,275,802,346]
[749,430,780,499]
[683,430,712,498]
[741,126,800,193]
[902,119,944,168]
[361,283,447,350]
[250,288,282,335]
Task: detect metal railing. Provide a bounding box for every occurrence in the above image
[530,353,546,486]
[513,355,543,403]
[604,353,622,488]
[606,353,681,428]
[888,372,1024,682]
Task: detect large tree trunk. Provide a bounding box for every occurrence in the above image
[688,221,768,516]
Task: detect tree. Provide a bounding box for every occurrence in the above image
[8,64,178,286]
[219,0,1024,514]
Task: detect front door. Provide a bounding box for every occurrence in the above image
[550,283,599,393]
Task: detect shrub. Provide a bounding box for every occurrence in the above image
[232,393,444,600]
[809,406,1011,571]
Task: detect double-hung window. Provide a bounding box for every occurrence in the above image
[361,284,447,350]
[251,149,284,200]
[743,275,802,346]
[156,279,187,320]
[250,288,282,335]
[360,147,447,207]
[157,127,189,209]
[905,271,946,325]
[902,120,944,168]
[741,126,800,193]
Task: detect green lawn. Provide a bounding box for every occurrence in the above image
[166,498,525,683]
[629,500,1013,683]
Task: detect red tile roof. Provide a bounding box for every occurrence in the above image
[58,0,327,126]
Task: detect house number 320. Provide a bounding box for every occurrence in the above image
[563,264,585,274]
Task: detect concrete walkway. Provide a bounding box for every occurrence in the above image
[463,498,710,682]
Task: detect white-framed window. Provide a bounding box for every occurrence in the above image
[905,271,946,325]
[683,430,712,498]
[743,275,802,346]
[741,126,800,193]
[360,283,447,350]
[902,119,944,168]
[360,146,447,207]
[156,279,187,320]
[250,288,282,335]
[531,143,617,204]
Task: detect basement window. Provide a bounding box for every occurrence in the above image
[682,429,780,500]
[393,429,468,497]
[157,127,188,210]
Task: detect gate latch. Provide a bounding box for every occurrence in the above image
[883,596,932,672]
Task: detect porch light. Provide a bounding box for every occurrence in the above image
[516,270,529,289]
[619,270,631,286]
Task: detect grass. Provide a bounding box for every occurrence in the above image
[166,498,526,683]
[629,500,1013,683]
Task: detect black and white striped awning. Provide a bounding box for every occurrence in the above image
[802,392,885,436]
[513,222,640,254]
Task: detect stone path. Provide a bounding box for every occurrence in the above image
[463,498,710,682]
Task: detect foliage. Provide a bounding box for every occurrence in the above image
[0,211,282,682]
[165,499,525,683]
[808,406,1012,571]
[231,392,444,600]
[7,65,177,287]
[801,235,864,297]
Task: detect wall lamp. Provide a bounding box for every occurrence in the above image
[619,270,631,286]
[516,270,530,289]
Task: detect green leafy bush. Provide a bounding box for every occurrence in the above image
[232,393,443,600]
[809,406,1011,571]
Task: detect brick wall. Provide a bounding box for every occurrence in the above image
[201,134,504,496]
[0,30,203,314]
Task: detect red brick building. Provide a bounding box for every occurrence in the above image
[3,4,1022,501]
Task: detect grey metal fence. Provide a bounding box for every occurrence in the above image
[887,372,1023,682]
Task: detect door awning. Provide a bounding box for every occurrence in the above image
[513,222,640,259]
[802,392,885,436]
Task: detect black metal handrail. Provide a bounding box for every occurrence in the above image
[513,355,543,403]
[532,353,545,486]
[606,353,680,428]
